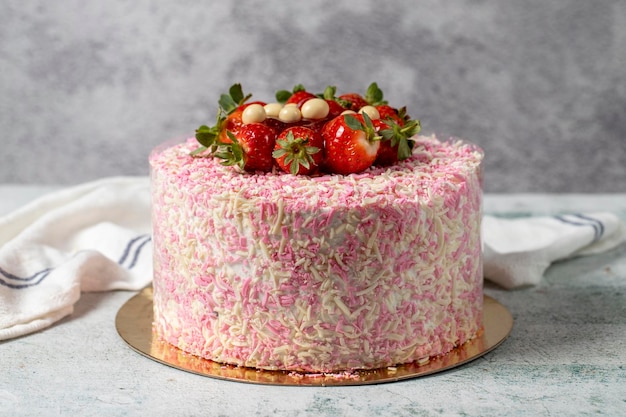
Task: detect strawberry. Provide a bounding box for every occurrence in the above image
[376,105,409,126]
[218,83,253,113]
[320,85,348,118]
[262,117,287,135]
[276,84,316,108]
[326,99,346,118]
[193,84,256,153]
[373,140,399,167]
[374,118,421,166]
[337,92,368,111]
[193,82,423,175]
[298,118,327,135]
[287,91,317,108]
[338,82,387,111]
[272,126,324,175]
[217,124,276,172]
[214,84,257,143]
[322,113,381,175]
[218,100,267,143]
[217,108,245,144]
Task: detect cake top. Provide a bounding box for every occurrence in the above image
[191,83,423,176]
[150,136,483,208]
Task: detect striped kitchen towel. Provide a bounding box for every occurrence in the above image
[0,177,152,341]
[483,213,625,289]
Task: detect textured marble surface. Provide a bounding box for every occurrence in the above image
[1,187,625,416]
[1,1,625,192]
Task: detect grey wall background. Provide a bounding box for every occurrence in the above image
[1,0,625,192]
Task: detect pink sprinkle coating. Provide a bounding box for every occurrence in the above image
[150,135,484,372]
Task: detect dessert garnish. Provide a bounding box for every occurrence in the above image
[193,83,421,175]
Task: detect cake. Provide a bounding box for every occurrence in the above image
[150,83,484,373]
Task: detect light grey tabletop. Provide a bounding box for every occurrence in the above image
[1,186,625,417]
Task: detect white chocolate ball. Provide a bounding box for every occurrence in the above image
[358,105,380,120]
[300,98,330,120]
[341,110,357,116]
[242,103,267,124]
[278,105,302,123]
[263,102,283,118]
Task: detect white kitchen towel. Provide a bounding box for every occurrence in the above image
[0,177,152,341]
[483,213,625,289]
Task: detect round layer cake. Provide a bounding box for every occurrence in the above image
[150,135,484,372]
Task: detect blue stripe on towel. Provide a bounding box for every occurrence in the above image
[573,213,605,240]
[0,234,152,290]
[0,267,52,289]
[554,214,603,241]
[121,235,152,269]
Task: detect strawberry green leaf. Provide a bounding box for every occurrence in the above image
[322,85,337,100]
[397,139,412,160]
[306,146,321,155]
[195,125,218,148]
[402,119,421,137]
[379,118,421,161]
[229,84,245,104]
[275,90,291,103]
[365,82,387,106]
[361,111,375,130]
[379,126,395,141]
[219,94,238,114]
[213,131,245,170]
[190,145,208,156]
[219,84,252,114]
[344,114,364,131]
[289,159,300,175]
[272,148,288,158]
[397,106,408,121]
[299,157,311,170]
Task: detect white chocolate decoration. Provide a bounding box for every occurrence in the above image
[263,103,283,118]
[242,103,267,124]
[359,105,380,120]
[300,98,330,120]
[278,105,302,123]
[341,110,357,116]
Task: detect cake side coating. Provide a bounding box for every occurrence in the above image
[150,135,484,372]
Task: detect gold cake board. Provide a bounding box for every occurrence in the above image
[116,287,513,386]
